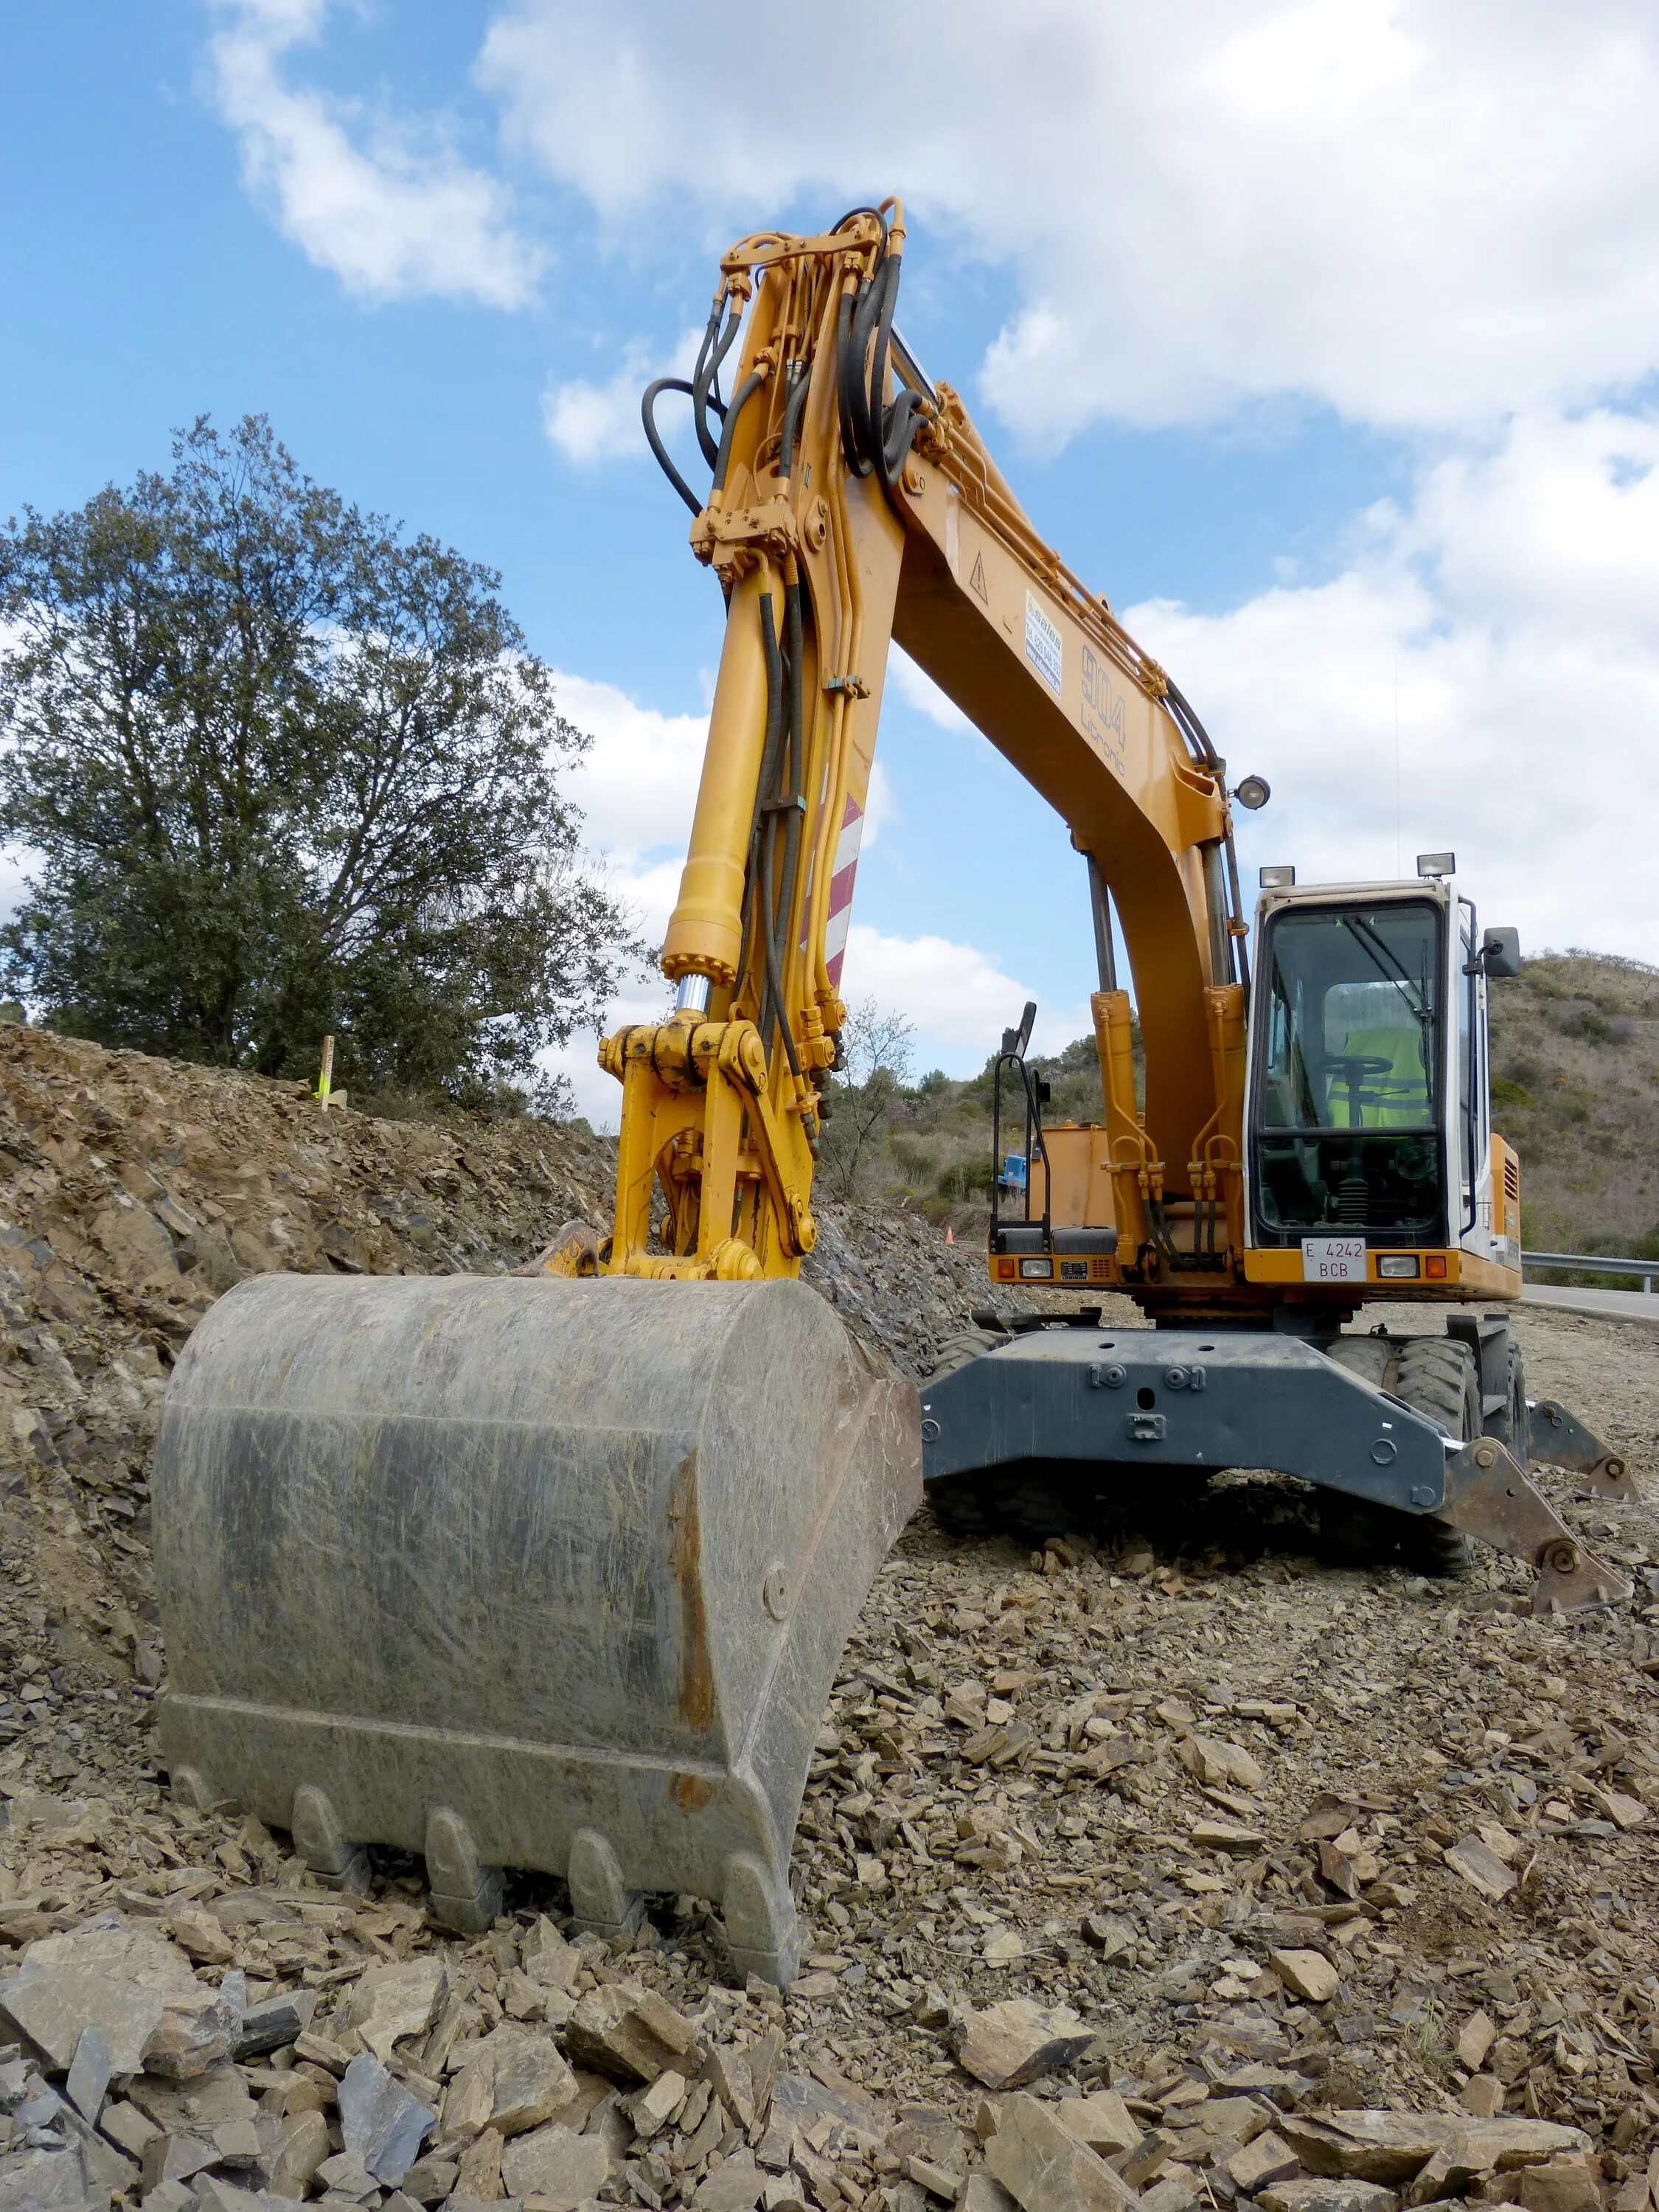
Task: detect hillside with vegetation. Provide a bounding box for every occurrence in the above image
[1486,953,1659,1262]
[827,953,1659,1266]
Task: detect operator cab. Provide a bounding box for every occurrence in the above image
[1245,859,1520,1257]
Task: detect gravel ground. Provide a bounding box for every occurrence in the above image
[2,1025,1658,2212]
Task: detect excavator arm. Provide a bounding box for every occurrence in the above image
[605,202,1251,1285]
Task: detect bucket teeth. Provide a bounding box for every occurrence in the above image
[568,1829,644,1942]
[154,1271,920,1986]
[291,1785,372,1894]
[722,1852,801,1988]
[426,1809,504,1935]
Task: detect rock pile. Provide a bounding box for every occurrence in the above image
[0,1847,1632,2212]
[2,1024,1659,2211]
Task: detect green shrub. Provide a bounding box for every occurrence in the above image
[1490,1075,1536,1110]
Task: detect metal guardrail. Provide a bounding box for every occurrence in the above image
[1524,1249,1659,1292]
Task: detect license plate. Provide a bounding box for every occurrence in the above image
[1301,1234,1367,1284]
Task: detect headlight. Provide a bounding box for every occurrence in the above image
[1018,1258,1053,1280]
[1377,1255,1420,1279]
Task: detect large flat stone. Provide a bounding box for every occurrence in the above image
[1280,2113,1590,2188]
[499,2121,611,2210]
[1259,2181,1402,2212]
[338,2051,437,2185]
[985,2093,1141,2212]
[0,1967,164,2076]
[956,2001,1095,2092]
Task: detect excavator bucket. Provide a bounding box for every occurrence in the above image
[152,1273,919,1986]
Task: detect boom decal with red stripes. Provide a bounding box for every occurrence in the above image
[822,793,864,988]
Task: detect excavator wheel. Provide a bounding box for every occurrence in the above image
[924,1329,1081,1541]
[926,1474,996,1538]
[928,1326,1006,1380]
[1318,1333,1476,1576]
[153,1271,919,1987]
[929,1461,1081,1544]
[1391,1336,1480,1578]
[1491,1343,1528,1454]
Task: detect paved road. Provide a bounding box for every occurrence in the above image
[1523,1282,1659,1330]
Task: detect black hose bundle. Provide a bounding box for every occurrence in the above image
[636,215,919,1108]
[737,578,807,1087]
[835,242,928,493]
[641,291,746,516]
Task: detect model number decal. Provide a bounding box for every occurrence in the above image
[1081,644,1127,775]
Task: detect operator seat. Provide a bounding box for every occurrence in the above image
[1335,1026,1430,1126]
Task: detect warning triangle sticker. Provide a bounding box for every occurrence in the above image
[969,551,988,602]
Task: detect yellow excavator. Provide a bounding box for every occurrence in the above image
[153,204,1630,1987]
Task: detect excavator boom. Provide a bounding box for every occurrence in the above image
[611,203,1246,1288]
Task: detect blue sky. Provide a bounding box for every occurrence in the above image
[5,2,1659,1121]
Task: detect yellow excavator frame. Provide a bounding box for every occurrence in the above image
[602,201,1249,1298]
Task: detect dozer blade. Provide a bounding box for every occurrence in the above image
[153,1273,919,1986]
[1441,1438,1630,1614]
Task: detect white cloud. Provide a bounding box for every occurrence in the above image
[543,328,703,465]
[1124,405,1659,959]
[554,670,707,871]
[542,672,1004,1124]
[206,0,540,307]
[555,668,896,885]
[888,647,970,733]
[841,923,1085,1076]
[860,762,897,849]
[478,0,1659,439]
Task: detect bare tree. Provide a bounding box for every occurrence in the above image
[819,997,915,1199]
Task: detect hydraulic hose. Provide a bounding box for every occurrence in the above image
[835,286,871,480]
[771,574,807,1053]
[641,378,703,518]
[641,293,740,516]
[734,574,808,1088]
[693,296,742,470]
[712,369,765,494]
[836,247,929,493]
[1164,674,1249,987]
[739,585,789,1012]
[1163,677,1222,773]
[778,363,811,481]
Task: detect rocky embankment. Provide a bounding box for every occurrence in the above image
[2,1025,1659,2212]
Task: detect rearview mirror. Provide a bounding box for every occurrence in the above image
[1001,1001,1037,1058]
[1481,926,1521,979]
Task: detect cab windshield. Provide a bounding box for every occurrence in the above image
[1252,902,1446,1244]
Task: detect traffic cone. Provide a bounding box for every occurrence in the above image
[946,1227,954,1244]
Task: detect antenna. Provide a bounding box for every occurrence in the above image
[1394,653,1402,878]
